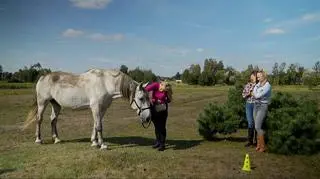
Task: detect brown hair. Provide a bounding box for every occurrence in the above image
[249,71,258,83]
[166,83,173,102]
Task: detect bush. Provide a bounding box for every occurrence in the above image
[266,92,320,155]
[226,83,246,128]
[197,102,240,140]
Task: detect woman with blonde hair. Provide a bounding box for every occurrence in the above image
[252,70,272,152]
[145,80,172,151]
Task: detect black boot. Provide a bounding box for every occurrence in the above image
[158,144,165,151]
[152,141,160,149]
[244,128,254,147]
[158,131,166,151]
[253,129,257,147]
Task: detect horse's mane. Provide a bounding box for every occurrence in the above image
[119,72,137,101]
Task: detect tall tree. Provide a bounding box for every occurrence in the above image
[313,61,320,74]
[286,64,297,85]
[224,66,236,85]
[189,64,201,85]
[173,72,181,80]
[182,69,190,84]
[120,64,128,74]
[272,62,279,85]
[217,60,224,71]
[313,61,320,86]
[279,62,286,85]
[0,65,2,80]
[296,65,304,85]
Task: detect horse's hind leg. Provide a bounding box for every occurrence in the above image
[35,99,48,144]
[50,99,62,144]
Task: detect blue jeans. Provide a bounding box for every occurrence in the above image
[245,102,254,129]
[254,103,268,135]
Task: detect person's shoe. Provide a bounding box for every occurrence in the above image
[257,135,266,152]
[244,128,254,147]
[255,135,261,151]
[158,145,165,151]
[152,142,160,149]
[244,141,253,147]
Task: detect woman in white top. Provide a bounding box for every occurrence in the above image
[252,70,272,152]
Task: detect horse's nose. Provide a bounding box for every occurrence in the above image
[146,116,151,122]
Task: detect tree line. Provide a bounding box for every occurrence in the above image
[0,63,158,83]
[178,58,320,87]
[0,63,51,83]
[1,60,319,87]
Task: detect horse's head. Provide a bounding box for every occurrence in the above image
[131,83,152,124]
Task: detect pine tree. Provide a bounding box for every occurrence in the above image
[266,92,320,155]
[197,103,239,140]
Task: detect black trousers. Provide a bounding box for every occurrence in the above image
[151,106,168,146]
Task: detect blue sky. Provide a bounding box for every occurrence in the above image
[0,0,320,76]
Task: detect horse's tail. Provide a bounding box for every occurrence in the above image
[22,76,43,130]
[22,94,38,130]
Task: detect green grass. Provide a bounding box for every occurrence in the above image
[0,81,33,89]
[0,86,319,178]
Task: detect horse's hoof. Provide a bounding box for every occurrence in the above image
[54,138,61,144]
[35,139,42,144]
[100,144,108,150]
[91,141,99,147]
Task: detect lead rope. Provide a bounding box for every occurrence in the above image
[142,118,152,129]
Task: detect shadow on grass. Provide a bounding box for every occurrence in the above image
[210,136,248,142]
[0,168,16,175]
[64,136,248,150]
[64,136,203,150]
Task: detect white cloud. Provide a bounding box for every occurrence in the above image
[301,12,320,21]
[264,54,274,58]
[62,28,84,37]
[264,28,285,35]
[70,0,112,9]
[88,33,125,42]
[163,47,189,56]
[262,12,320,35]
[264,18,273,23]
[196,48,204,52]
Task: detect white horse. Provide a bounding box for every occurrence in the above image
[23,68,152,149]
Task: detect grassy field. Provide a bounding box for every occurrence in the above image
[0,81,33,89]
[0,86,319,179]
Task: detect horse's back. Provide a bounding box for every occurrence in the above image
[36,71,90,108]
[35,69,121,108]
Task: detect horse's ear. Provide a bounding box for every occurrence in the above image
[142,82,149,88]
[138,83,143,90]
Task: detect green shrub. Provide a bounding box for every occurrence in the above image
[197,102,240,140]
[226,83,246,128]
[266,92,320,155]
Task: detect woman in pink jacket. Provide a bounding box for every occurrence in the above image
[145,81,173,151]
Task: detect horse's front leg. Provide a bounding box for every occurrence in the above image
[91,105,107,149]
[90,122,98,147]
[35,100,48,144]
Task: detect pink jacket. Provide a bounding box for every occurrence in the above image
[144,82,170,104]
